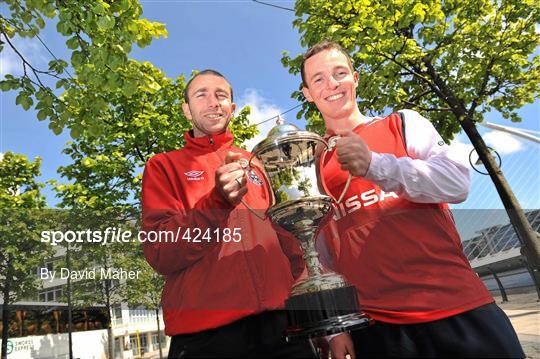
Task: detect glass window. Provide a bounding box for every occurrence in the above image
[112,305,123,325]
[130,335,138,356]
[151,332,165,349]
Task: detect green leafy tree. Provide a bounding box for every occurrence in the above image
[1,0,258,210]
[282,0,540,269]
[52,208,134,359]
[0,0,167,137]
[0,152,52,359]
[119,244,165,359]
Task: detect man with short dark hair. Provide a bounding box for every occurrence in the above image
[142,70,316,358]
[301,41,524,358]
[183,69,235,104]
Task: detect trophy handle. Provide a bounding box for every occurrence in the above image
[236,155,275,221]
[320,136,352,204]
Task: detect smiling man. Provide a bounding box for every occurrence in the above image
[301,41,524,358]
[141,70,316,358]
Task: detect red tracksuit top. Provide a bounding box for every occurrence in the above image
[319,113,493,324]
[141,129,303,335]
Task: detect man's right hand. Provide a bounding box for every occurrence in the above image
[215,152,248,206]
[329,333,356,359]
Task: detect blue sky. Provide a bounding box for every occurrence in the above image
[1,1,539,239]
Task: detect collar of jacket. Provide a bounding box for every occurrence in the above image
[183,129,234,154]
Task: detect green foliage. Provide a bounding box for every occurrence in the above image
[0,152,45,208]
[0,0,168,136]
[52,64,188,209]
[283,0,540,140]
[0,152,52,306]
[230,106,258,148]
[1,2,259,209]
[119,242,163,310]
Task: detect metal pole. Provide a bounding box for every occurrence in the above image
[480,122,540,144]
[488,267,508,302]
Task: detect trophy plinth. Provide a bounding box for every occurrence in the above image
[285,286,372,340]
[251,117,372,340]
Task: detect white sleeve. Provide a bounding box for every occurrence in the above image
[364,109,470,204]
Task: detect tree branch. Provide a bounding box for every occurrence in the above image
[403,101,452,112]
[421,58,467,117]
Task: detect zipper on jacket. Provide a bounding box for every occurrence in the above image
[210,135,263,312]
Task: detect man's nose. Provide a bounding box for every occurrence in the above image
[327,75,340,89]
[207,95,220,108]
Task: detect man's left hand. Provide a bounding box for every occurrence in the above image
[334,128,372,177]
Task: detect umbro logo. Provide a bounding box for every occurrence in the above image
[184,170,205,181]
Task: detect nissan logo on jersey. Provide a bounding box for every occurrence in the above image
[333,189,399,220]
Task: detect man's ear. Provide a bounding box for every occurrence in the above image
[231,102,236,114]
[302,86,313,102]
[182,102,192,120]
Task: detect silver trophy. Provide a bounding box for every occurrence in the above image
[248,117,371,340]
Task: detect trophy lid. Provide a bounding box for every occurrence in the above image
[252,115,322,156]
[266,115,301,138]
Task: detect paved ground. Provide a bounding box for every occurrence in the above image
[495,291,540,358]
[145,292,540,358]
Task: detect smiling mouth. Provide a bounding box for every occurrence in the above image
[326,93,344,102]
[205,114,224,119]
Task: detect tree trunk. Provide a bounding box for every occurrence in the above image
[155,307,163,359]
[461,118,540,272]
[1,276,11,359]
[105,281,114,359]
[66,245,73,359]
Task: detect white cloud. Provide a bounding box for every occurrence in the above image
[236,89,286,151]
[0,50,20,77]
[448,136,475,168]
[482,130,525,155]
[0,36,48,77]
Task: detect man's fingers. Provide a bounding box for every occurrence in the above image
[346,341,356,359]
[221,172,246,191]
[217,164,241,179]
[224,151,244,164]
[217,166,244,182]
[229,186,248,202]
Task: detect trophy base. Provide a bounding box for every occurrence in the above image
[284,285,373,341]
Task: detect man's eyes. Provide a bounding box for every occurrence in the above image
[194,92,227,98]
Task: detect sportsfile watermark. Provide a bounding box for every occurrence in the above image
[40,227,242,246]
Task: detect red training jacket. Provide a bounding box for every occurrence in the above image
[141,129,303,335]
